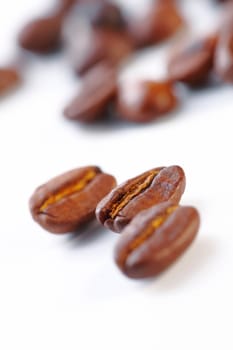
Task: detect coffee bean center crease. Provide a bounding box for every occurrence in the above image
[109,169,160,219]
[39,170,97,212]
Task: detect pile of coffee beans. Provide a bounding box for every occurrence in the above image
[29,165,200,279]
[3,0,231,278]
[1,0,233,124]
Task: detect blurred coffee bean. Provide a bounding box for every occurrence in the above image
[116,80,179,123]
[64,62,117,122]
[0,67,21,96]
[18,15,63,53]
[77,0,126,30]
[167,34,218,86]
[68,28,133,75]
[18,0,75,53]
[127,0,185,48]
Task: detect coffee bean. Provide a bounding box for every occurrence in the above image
[0,67,21,95]
[116,80,179,123]
[167,34,217,86]
[18,14,63,53]
[128,0,185,48]
[18,0,76,54]
[114,201,200,278]
[64,62,117,122]
[96,166,185,233]
[71,28,133,75]
[29,166,116,233]
[78,0,126,30]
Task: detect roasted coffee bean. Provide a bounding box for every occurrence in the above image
[77,0,125,30]
[18,14,64,53]
[18,0,75,54]
[167,34,217,86]
[96,166,185,233]
[0,67,21,95]
[116,80,179,123]
[128,0,185,48]
[114,202,200,279]
[64,62,117,122]
[71,28,133,75]
[29,166,116,233]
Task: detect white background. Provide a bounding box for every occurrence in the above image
[1,0,233,349]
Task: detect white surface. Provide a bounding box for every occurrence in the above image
[1,1,233,349]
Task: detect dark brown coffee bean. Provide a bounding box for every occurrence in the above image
[128,0,185,48]
[18,0,76,53]
[90,2,125,30]
[29,166,116,234]
[114,201,200,279]
[72,28,133,75]
[18,14,63,53]
[116,80,179,123]
[77,0,125,30]
[64,62,117,122]
[167,34,217,86]
[96,166,185,233]
[0,67,21,95]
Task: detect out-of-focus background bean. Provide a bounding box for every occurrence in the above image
[0,1,233,350]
